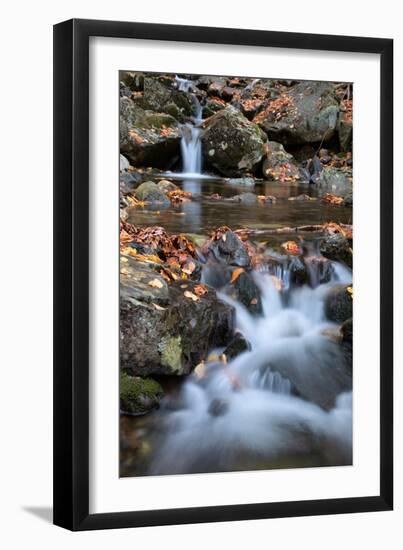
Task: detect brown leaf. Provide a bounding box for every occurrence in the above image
[194,284,208,296]
[184,290,200,302]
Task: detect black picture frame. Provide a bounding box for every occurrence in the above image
[53,18,393,531]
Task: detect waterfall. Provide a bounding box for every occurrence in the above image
[148,261,353,475]
[175,76,203,176]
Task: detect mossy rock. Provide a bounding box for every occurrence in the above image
[134,181,170,204]
[120,371,163,415]
[201,105,267,177]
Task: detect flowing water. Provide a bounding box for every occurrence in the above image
[120,260,352,477]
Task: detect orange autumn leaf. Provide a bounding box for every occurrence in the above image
[194,284,208,297]
[230,267,244,284]
[281,240,301,255]
[322,193,344,205]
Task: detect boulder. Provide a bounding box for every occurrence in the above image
[120,97,181,169]
[262,141,306,182]
[223,333,251,360]
[318,166,352,197]
[341,317,353,343]
[134,181,170,205]
[324,284,353,323]
[201,106,268,176]
[120,371,163,415]
[120,258,234,376]
[320,232,352,268]
[205,230,251,268]
[254,81,340,145]
[224,269,263,316]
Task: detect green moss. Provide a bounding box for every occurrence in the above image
[158,335,182,373]
[120,371,163,415]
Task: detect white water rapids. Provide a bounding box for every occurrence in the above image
[148,260,353,475]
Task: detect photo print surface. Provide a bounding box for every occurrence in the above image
[119,71,353,477]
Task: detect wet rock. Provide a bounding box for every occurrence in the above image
[341,317,353,343]
[288,256,309,285]
[134,181,170,205]
[254,81,340,145]
[157,179,178,194]
[120,171,143,194]
[320,232,352,268]
[201,105,268,176]
[262,141,307,182]
[206,230,251,268]
[319,166,352,197]
[224,269,263,316]
[231,192,257,204]
[227,177,256,187]
[120,371,163,415]
[120,154,130,172]
[305,255,334,286]
[223,333,251,360]
[120,255,169,304]
[324,284,353,323]
[208,398,229,417]
[120,259,234,376]
[120,97,181,169]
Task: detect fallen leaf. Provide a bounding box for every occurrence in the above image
[250,298,258,305]
[184,290,200,302]
[194,361,206,379]
[230,267,244,283]
[194,284,208,296]
[281,240,301,255]
[148,278,164,289]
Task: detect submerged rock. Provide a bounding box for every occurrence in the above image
[254,81,340,145]
[120,371,163,415]
[324,284,353,323]
[201,105,267,176]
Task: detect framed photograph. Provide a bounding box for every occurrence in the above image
[53,19,393,530]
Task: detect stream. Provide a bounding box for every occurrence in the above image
[120,76,353,477]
